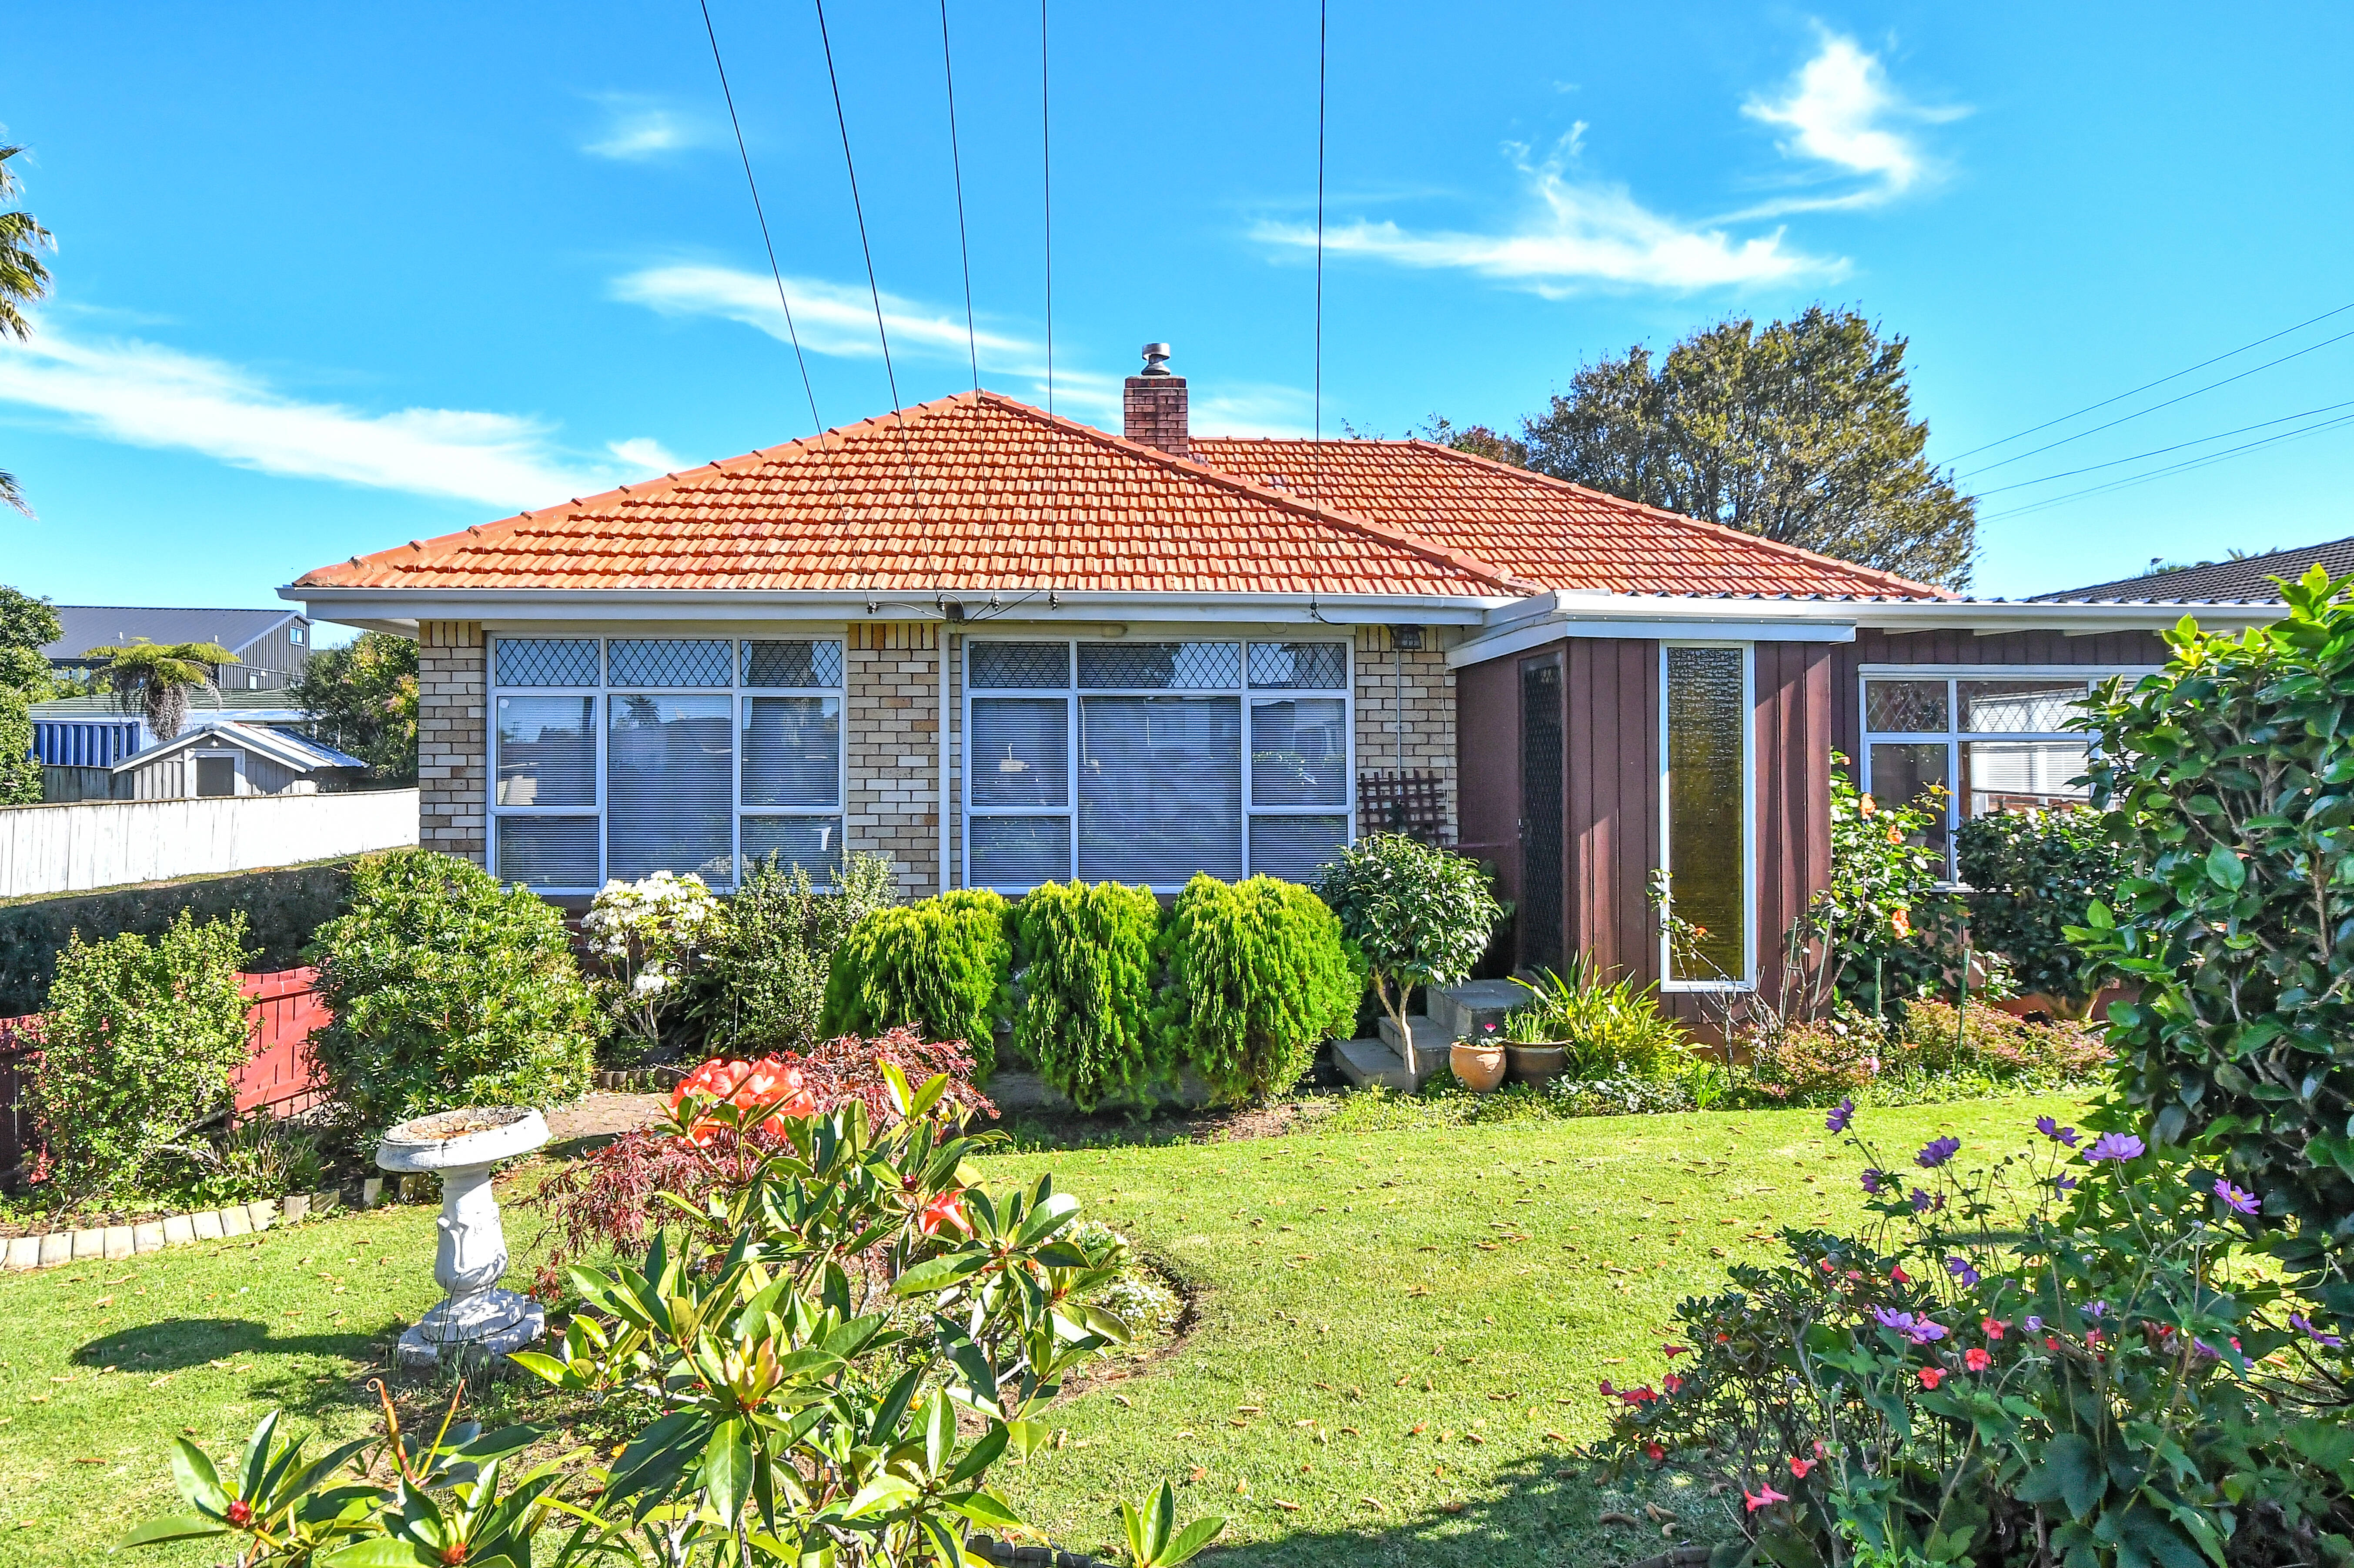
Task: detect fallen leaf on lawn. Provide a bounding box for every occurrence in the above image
[1476,1243,1499,1252]
[1546,1430,1568,1441]
[1188,1467,1207,1483]
[1409,1423,1426,1435]
[1601,1511,1639,1527]
[1361,1497,1386,1511]
[1293,1419,1316,1428]
[1418,1245,1438,1252]
[72,1457,104,1465]
[1407,1285,1430,1297]
[1236,1404,1262,1413]
[1394,1374,1411,1386]
[1711,1247,1729,1257]
[1646,1504,1677,1523]
[1464,1432,1485,1445]
[1274,1500,1302,1511]
[1234,1479,1251,1495]
[1601,1357,1625,1364]
[91,1296,113,1308]
[1227,1418,1251,1427]
[1111,1394,1132,1407]
[1339,1426,1359,1435]
[1314,1380,1333,1390]
[1663,1523,1680,1538]
[1441,1501,1466,1514]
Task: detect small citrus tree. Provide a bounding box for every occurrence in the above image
[1317,833,1502,1041]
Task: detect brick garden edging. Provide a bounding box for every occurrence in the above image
[966,1535,1116,1568]
[2,1175,414,1272]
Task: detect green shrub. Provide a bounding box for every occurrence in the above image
[1011,879,1165,1111]
[695,851,898,1056]
[307,848,596,1141]
[1317,834,1503,1042]
[1955,806,2130,1013]
[0,685,37,806]
[1505,956,1690,1079]
[820,888,1012,1078]
[27,910,252,1199]
[1820,760,1953,1021]
[1157,874,1360,1105]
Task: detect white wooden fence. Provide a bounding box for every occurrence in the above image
[0,788,418,897]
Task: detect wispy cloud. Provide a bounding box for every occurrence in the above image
[0,328,674,507]
[612,262,1128,417]
[1733,31,1966,217]
[1255,30,1958,296]
[583,94,717,161]
[1256,130,1837,296]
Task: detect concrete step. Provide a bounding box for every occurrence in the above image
[1376,1012,1452,1075]
[1334,1038,1424,1091]
[1427,977,1537,1046]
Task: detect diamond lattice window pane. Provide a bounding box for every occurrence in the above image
[1247,641,1349,690]
[1248,815,1351,882]
[1864,680,1949,734]
[743,640,844,688]
[1077,641,1241,691]
[970,641,1070,688]
[1959,681,2092,734]
[607,639,733,688]
[495,638,600,688]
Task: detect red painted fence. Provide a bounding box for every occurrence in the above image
[0,966,326,1178]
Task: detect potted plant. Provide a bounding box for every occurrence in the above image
[1317,833,1506,1074]
[1501,1004,1569,1086]
[1451,1020,1508,1093]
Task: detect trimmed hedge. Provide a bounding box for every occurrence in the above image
[1158,874,1361,1105]
[820,889,1013,1079]
[0,856,362,1015]
[1012,880,1165,1112]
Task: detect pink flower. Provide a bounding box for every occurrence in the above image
[1918,1367,1946,1389]
[1982,1318,2006,1340]
[1745,1485,1790,1512]
[917,1189,967,1238]
[1788,1456,1815,1478]
[1964,1348,1992,1372]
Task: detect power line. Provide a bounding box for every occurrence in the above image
[938,0,979,390]
[1312,0,1327,501]
[812,0,900,410]
[1946,297,2354,463]
[1963,322,2354,477]
[1982,409,2354,523]
[1040,0,1053,420]
[697,0,820,434]
[1974,395,2354,497]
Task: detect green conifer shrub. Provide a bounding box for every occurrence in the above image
[1010,880,1165,1111]
[1157,874,1361,1105]
[820,889,1012,1078]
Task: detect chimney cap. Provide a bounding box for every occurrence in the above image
[1139,343,1174,377]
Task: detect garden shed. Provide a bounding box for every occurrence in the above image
[110,721,368,800]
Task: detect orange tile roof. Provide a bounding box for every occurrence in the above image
[1188,437,1950,601]
[297,392,1527,600]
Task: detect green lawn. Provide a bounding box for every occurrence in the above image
[0,1095,2081,1568]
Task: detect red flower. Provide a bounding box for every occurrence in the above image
[1789,1456,1815,1479]
[1889,1265,1910,1284]
[1662,1344,1690,1358]
[917,1189,967,1238]
[1964,1348,1992,1372]
[1662,1374,1683,1395]
[1744,1485,1790,1512]
[1645,1442,1665,1462]
[1620,1386,1660,1405]
[1981,1318,2006,1340]
[1918,1367,1946,1389]
[2046,1335,2061,1351]
[224,1499,253,1528]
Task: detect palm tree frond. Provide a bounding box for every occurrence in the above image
[85,640,240,740]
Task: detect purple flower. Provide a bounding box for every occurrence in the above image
[2213,1179,2260,1216]
[2083,1131,2146,1164]
[1915,1136,1961,1170]
[2023,1316,2043,1332]
[1826,1098,1855,1134]
[2292,1313,2344,1348]
[2081,1301,2108,1322]
[1872,1307,1948,1344]
[2036,1116,2081,1148]
[1945,1256,1981,1287]
[1910,1188,1933,1213]
[2193,1338,2221,1361]
[1861,1168,1885,1194]
[2053,1175,2079,1193]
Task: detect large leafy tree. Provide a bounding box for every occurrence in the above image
[0,583,60,804]
[87,638,237,740]
[288,629,418,780]
[1442,307,1977,589]
[1,143,56,517]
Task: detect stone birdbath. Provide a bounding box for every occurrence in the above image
[375,1106,550,1371]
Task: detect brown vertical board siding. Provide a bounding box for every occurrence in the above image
[1453,653,1521,902]
[1831,629,2170,761]
[1751,642,1838,1004]
[1561,638,1661,986]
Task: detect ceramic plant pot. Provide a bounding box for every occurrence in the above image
[1505,1043,1570,1086]
[1451,1041,1508,1094]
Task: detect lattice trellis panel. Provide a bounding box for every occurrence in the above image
[970,641,1070,689]
[606,639,733,688]
[494,638,601,688]
[1358,768,1453,846]
[1077,641,1241,691]
[743,640,845,688]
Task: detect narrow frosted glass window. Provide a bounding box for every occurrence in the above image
[1664,647,1747,984]
[496,816,599,889]
[1079,695,1242,884]
[741,696,840,806]
[495,696,596,806]
[970,817,1073,886]
[607,694,734,882]
[970,698,1068,808]
[495,638,599,688]
[1250,697,1348,806]
[1249,814,1350,881]
[741,816,843,881]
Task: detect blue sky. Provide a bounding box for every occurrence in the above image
[2,2,2348,631]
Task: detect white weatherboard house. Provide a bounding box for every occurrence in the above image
[283,353,2280,1013]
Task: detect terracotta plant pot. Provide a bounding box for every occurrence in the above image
[1450,1041,1508,1094]
[1505,1043,1569,1086]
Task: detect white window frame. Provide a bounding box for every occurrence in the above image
[487,635,848,894]
[1658,641,1756,993]
[961,636,1355,894]
[1857,664,2155,883]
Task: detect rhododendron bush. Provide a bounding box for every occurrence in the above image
[1594,1103,2354,1568]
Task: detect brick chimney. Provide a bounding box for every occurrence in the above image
[1123,342,1189,460]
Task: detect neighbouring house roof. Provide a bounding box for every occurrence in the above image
[292,390,1946,604]
[1187,437,1951,601]
[28,690,309,723]
[2030,535,2354,604]
[296,392,1531,601]
[110,720,367,776]
[40,605,305,664]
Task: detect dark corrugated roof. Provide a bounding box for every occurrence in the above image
[40,605,304,662]
[2030,537,2354,604]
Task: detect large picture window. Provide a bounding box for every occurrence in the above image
[964,638,1353,891]
[1859,668,2139,881]
[1661,644,1752,989]
[488,635,846,892]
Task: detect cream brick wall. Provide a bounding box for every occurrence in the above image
[417,620,486,864]
[1353,625,1457,843]
[846,623,945,899]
